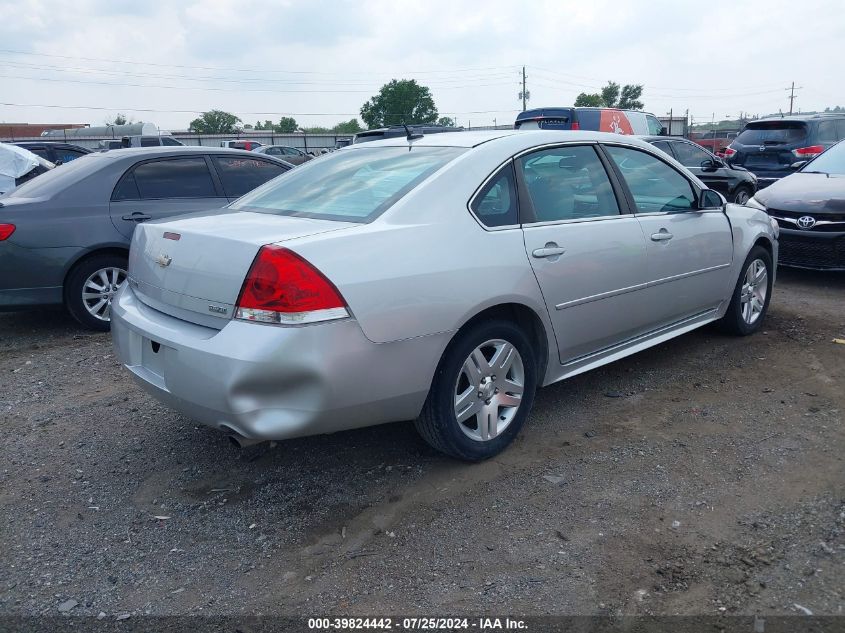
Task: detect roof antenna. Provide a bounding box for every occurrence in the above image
[403,123,424,141]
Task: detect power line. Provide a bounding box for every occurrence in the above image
[0,101,520,117]
[0,49,519,77]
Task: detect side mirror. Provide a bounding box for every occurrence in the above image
[54,159,64,166]
[700,158,721,172]
[699,189,726,209]
[789,160,808,171]
[659,126,668,136]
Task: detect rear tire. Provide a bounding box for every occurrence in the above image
[65,254,128,331]
[415,320,537,461]
[719,246,772,336]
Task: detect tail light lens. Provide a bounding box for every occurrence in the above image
[570,121,581,130]
[722,147,737,158]
[792,145,824,158]
[0,224,15,240]
[235,245,348,325]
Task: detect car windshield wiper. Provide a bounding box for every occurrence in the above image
[801,170,829,176]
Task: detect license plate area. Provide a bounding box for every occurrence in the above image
[141,337,168,378]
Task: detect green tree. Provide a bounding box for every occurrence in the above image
[574,81,645,110]
[301,126,331,134]
[360,79,438,128]
[189,110,241,134]
[436,116,456,127]
[332,119,363,134]
[275,117,298,133]
[573,93,604,107]
[106,113,132,126]
[254,120,275,130]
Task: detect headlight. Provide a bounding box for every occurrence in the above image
[746,196,766,211]
[770,216,780,239]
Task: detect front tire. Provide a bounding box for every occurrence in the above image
[719,246,773,336]
[415,320,538,461]
[65,254,128,331]
[732,185,752,205]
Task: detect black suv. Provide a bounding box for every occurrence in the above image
[642,136,758,204]
[724,113,845,188]
[12,141,91,165]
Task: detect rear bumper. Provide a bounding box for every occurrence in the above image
[110,285,446,441]
[777,229,845,271]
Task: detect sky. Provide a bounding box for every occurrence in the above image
[1,0,843,131]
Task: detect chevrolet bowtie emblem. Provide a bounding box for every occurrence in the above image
[155,253,172,268]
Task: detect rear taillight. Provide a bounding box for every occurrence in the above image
[0,224,15,240]
[792,145,824,158]
[571,121,581,130]
[235,245,348,325]
[722,147,737,158]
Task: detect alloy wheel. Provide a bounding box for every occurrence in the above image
[82,266,126,322]
[740,259,767,325]
[454,339,525,442]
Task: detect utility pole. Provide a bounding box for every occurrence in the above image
[518,66,530,112]
[786,82,802,115]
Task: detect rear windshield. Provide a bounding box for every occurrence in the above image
[229,146,465,222]
[735,121,807,146]
[802,140,845,175]
[2,152,98,198]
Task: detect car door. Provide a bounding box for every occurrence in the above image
[210,155,290,202]
[669,140,732,197]
[602,144,734,327]
[109,156,228,239]
[516,144,652,364]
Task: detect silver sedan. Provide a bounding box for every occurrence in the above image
[111,130,778,460]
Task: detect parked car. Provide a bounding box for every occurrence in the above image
[688,130,739,155]
[723,113,845,188]
[353,124,463,143]
[110,130,778,461]
[335,138,353,149]
[254,145,313,165]
[514,107,666,135]
[0,147,292,329]
[122,135,185,148]
[746,140,844,270]
[12,141,91,165]
[642,136,758,204]
[98,140,124,151]
[0,143,54,195]
[219,140,264,151]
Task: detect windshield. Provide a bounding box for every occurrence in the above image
[230,146,465,222]
[735,121,807,146]
[802,140,845,175]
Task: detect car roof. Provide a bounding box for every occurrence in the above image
[14,141,90,149]
[94,145,277,160]
[749,113,845,124]
[351,129,659,150]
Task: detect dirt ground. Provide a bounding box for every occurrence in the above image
[1,268,843,619]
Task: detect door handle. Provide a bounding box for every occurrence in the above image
[651,230,674,242]
[121,212,152,222]
[532,245,566,258]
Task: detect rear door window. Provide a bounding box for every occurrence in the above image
[212,156,288,198]
[139,137,161,147]
[133,157,218,199]
[112,171,141,201]
[735,122,808,146]
[604,145,695,213]
[518,145,620,222]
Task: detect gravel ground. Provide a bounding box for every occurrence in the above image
[1,268,843,619]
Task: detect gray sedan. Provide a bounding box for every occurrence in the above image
[111,130,779,460]
[0,147,291,330]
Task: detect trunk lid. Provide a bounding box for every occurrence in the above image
[127,209,355,327]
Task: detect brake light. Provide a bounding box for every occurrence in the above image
[792,145,824,158]
[571,121,580,130]
[235,245,348,325]
[722,147,737,158]
[0,224,15,240]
